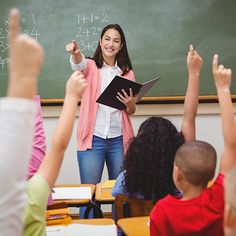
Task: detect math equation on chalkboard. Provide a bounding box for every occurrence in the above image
[0,14,40,70]
[76,12,109,52]
[0,11,110,70]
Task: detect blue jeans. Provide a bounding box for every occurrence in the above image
[77,135,124,218]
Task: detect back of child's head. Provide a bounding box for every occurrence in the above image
[124,116,185,202]
[175,140,217,187]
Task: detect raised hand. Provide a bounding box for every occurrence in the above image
[187,44,203,77]
[66,71,87,100]
[181,44,202,142]
[212,54,232,92]
[37,71,87,188]
[7,8,44,99]
[66,40,80,55]
[65,40,82,64]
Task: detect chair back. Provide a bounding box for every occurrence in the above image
[114,194,154,222]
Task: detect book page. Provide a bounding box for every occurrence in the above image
[46,224,117,236]
[52,187,92,200]
[66,224,117,236]
[46,226,66,236]
[136,77,160,102]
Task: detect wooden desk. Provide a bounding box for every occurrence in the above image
[72,218,115,225]
[47,217,115,226]
[50,184,96,218]
[117,216,150,236]
[91,183,115,218]
[95,183,115,204]
[52,184,95,206]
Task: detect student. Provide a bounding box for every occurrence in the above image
[27,95,46,179]
[112,45,202,202]
[224,166,236,236]
[27,96,58,206]
[23,70,87,235]
[150,54,236,236]
[66,24,136,216]
[0,8,44,236]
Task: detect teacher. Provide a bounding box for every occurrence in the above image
[66,24,136,214]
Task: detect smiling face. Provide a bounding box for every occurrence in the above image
[99,28,123,66]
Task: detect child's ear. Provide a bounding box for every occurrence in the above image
[224,204,236,228]
[173,165,183,182]
[173,164,184,187]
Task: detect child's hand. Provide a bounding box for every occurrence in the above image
[8,8,44,97]
[66,40,81,55]
[212,54,232,92]
[66,71,87,99]
[187,45,203,77]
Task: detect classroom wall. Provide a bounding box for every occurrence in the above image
[42,103,236,185]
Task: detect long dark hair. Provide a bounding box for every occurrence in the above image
[123,117,185,203]
[92,24,133,75]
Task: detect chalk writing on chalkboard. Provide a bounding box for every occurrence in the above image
[76,12,109,52]
[0,14,40,69]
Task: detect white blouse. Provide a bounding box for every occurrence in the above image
[70,55,122,139]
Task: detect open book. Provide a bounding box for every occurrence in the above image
[96,76,160,110]
[46,224,117,236]
[52,187,92,200]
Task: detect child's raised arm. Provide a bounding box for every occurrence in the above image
[7,9,44,99]
[181,45,202,141]
[0,8,44,236]
[212,54,236,174]
[37,71,87,188]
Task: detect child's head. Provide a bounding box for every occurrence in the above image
[93,24,132,75]
[224,166,236,236]
[124,116,185,202]
[173,140,217,190]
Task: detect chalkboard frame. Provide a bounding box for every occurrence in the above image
[40,95,236,106]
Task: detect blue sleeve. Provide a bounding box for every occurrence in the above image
[111,171,127,197]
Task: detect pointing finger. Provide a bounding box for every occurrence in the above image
[8,8,20,47]
[72,40,79,49]
[189,44,194,51]
[189,44,194,55]
[212,54,219,74]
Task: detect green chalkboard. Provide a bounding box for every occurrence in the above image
[1,0,236,101]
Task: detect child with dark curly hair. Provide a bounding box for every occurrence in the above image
[112,45,202,203]
[150,55,236,236]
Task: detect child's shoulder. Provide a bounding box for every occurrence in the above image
[156,194,178,207]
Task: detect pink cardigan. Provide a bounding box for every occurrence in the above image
[77,59,135,152]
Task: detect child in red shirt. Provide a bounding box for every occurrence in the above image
[150,54,236,236]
